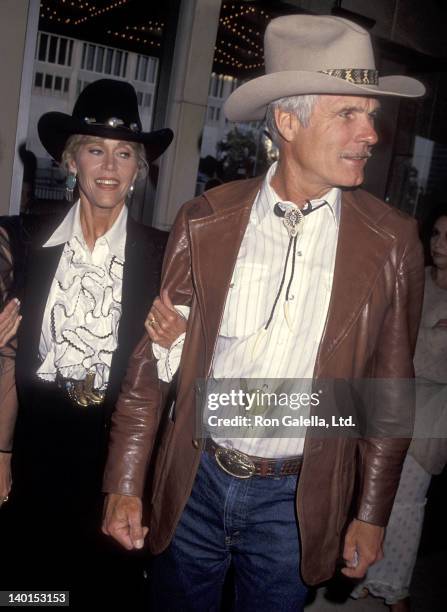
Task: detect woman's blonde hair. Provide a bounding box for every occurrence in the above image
[61,134,148,180]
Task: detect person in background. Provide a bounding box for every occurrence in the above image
[0,79,185,609]
[0,236,21,507]
[18,144,37,212]
[352,207,447,611]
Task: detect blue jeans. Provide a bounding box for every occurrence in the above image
[149,451,308,611]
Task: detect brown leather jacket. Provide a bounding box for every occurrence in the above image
[103,177,424,584]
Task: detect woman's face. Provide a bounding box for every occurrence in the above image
[430,215,447,270]
[69,138,139,211]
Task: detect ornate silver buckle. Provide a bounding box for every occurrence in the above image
[83,116,141,132]
[214,447,256,479]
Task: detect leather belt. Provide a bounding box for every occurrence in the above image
[205,438,302,479]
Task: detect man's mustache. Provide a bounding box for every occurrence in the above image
[340,150,373,160]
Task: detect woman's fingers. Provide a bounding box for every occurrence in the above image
[161,289,175,311]
[144,314,160,340]
[144,296,187,349]
[0,299,21,346]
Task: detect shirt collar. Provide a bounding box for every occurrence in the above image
[43,200,128,260]
[253,161,341,226]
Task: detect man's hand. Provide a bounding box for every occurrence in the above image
[341,518,384,578]
[102,493,148,550]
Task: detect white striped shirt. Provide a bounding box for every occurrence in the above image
[211,162,341,457]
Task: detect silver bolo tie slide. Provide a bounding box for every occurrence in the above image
[250,199,329,360]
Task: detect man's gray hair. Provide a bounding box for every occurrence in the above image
[265,95,320,146]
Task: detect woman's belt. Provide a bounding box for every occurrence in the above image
[56,371,105,407]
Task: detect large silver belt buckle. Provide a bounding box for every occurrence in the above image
[214,447,256,479]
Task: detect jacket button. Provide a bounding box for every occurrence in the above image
[192,439,199,449]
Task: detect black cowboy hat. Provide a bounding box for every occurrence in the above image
[38,79,173,162]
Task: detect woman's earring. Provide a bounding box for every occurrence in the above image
[65,172,77,202]
[127,183,135,201]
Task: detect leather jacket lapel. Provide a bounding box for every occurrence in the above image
[315,191,395,376]
[189,179,261,366]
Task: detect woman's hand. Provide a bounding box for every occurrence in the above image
[0,452,12,508]
[145,290,187,349]
[0,299,21,348]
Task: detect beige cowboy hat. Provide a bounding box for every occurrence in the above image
[224,15,425,122]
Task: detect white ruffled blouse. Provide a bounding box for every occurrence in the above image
[37,201,127,390]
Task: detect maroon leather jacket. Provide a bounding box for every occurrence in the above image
[103,177,424,584]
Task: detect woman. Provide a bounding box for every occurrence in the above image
[0,237,21,507]
[0,79,185,607]
[351,208,447,611]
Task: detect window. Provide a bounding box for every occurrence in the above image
[209,74,224,99]
[34,71,69,96]
[38,33,48,61]
[208,74,215,97]
[48,36,58,63]
[149,57,158,83]
[58,38,67,66]
[95,47,105,73]
[137,56,148,81]
[136,91,143,106]
[87,44,95,71]
[68,40,73,66]
[105,49,113,74]
[113,50,122,76]
[82,44,127,76]
[77,80,90,96]
[37,32,73,66]
[135,55,158,82]
[144,93,152,108]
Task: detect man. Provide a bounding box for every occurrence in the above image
[102,15,425,611]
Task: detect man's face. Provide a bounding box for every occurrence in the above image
[281,95,380,195]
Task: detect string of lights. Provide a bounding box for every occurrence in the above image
[214,3,271,72]
[40,0,131,26]
[74,0,130,25]
[126,22,164,34]
[39,0,271,75]
[107,30,161,47]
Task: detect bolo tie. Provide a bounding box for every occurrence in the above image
[250,199,328,360]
